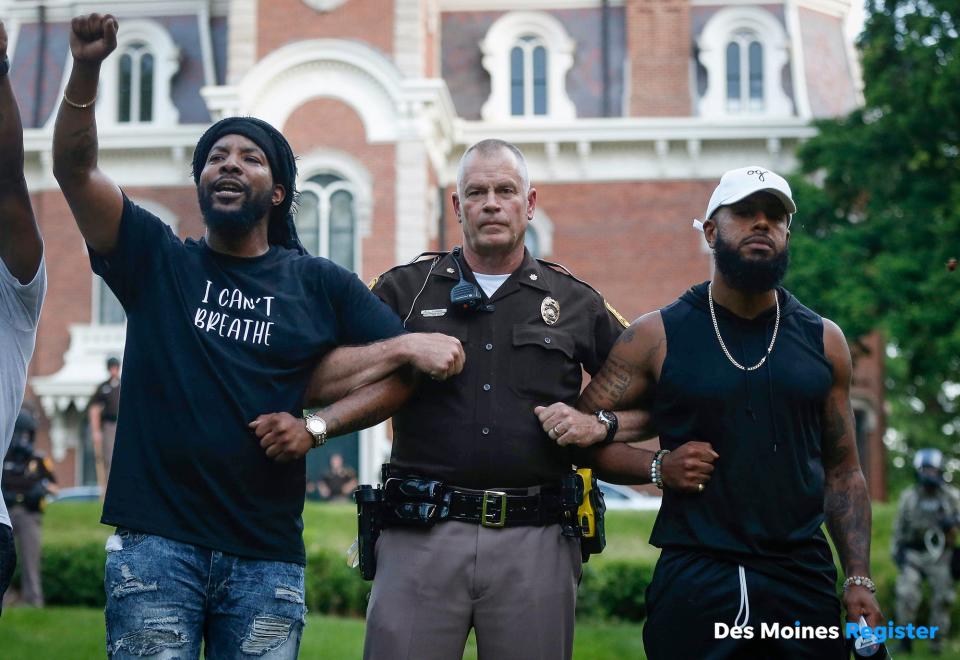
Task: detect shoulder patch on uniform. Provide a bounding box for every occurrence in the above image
[374,251,449,282]
[367,276,379,291]
[406,250,449,265]
[537,257,610,298]
[605,300,630,329]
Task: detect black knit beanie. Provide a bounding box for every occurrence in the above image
[192,117,305,254]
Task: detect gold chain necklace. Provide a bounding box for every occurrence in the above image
[708,282,780,371]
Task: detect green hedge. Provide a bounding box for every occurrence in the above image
[35,541,656,620]
[32,501,949,626]
[32,540,929,625]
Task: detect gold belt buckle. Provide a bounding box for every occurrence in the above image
[481,490,507,528]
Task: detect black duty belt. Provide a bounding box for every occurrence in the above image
[381,476,565,528]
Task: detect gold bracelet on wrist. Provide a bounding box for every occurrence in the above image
[63,91,97,109]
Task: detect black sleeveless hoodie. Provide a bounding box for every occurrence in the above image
[650,281,837,595]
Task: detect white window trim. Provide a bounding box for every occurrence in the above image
[512,35,548,117]
[296,149,373,274]
[302,0,349,11]
[97,19,181,127]
[527,207,555,257]
[480,11,577,121]
[91,199,179,326]
[697,7,794,119]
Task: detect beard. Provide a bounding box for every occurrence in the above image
[198,184,274,240]
[713,230,789,294]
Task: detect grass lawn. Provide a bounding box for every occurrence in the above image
[8,498,959,658]
[0,607,645,659]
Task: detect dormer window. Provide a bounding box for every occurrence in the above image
[118,42,155,123]
[95,19,180,127]
[511,36,548,116]
[725,32,764,113]
[697,8,793,118]
[481,11,576,121]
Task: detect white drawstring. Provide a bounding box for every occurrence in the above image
[733,565,750,630]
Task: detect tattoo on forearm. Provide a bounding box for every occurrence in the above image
[67,126,97,168]
[320,403,393,438]
[822,399,852,470]
[825,469,871,574]
[589,356,633,408]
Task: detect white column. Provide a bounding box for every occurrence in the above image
[394,0,424,78]
[227,0,258,85]
[394,140,430,263]
[359,423,392,485]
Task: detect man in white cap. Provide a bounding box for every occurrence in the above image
[538,166,883,658]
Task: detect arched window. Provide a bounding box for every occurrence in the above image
[118,42,155,123]
[524,209,554,258]
[96,281,126,325]
[296,174,358,271]
[725,32,764,113]
[93,200,178,325]
[697,8,793,118]
[524,226,540,257]
[510,36,548,117]
[481,11,576,121]
[94,19,181,127]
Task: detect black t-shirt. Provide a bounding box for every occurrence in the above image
[89,378,121,420]
[91,196,404,564]
[650,283,837,595]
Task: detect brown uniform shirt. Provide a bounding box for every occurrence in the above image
[372,249,627,489]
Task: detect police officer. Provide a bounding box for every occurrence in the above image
[2,410,57,607]
[88,356,120,489]
[892,448,960,655]
[360,139,653,660]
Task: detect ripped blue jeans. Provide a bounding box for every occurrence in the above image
[104,528,306,659]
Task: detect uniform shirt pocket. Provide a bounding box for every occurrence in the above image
[509,325,580,403]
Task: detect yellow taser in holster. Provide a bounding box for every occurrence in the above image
[577,468,606,561]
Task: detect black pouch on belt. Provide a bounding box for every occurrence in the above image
[382,476,448,527]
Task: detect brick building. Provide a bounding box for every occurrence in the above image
[3,0,885,498]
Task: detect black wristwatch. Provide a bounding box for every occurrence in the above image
[595,410,618,444]
[0,55,9,79]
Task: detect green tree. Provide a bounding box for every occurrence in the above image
[785,0,960,486]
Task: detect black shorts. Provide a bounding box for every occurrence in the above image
[0,523,15,615]
[643,549,846,660]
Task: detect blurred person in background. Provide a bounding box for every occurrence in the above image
[892,448,960,655]
[1,409,58,608]
[88,356,121,491]
[317,453,357,501]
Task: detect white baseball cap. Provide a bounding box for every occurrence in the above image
[692,166,796,231]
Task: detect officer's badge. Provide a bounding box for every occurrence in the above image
[541,297,560,325]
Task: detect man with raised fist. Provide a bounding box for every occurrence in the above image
[53,13,463,657]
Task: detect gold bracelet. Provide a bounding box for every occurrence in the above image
[63,91,97,109]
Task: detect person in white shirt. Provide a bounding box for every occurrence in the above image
[0,19,47,615]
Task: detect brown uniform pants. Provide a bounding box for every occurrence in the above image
[9,506,43,607]
[363,522,581,660]
[101,419,117,485]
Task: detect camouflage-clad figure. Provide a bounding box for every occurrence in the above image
[892,448,960,655]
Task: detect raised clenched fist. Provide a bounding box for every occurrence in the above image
[69,13,119,64]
